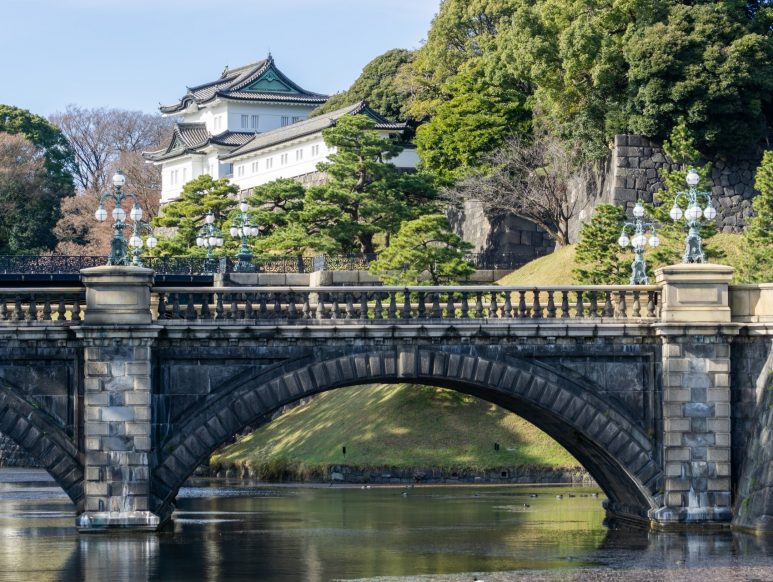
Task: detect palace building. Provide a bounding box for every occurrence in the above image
[145,55,417,203]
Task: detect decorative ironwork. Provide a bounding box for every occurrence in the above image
[618,202,660,285]
[669,169,717,264]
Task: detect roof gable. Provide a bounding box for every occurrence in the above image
[243,67,298,94]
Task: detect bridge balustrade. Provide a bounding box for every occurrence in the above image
[150,285,661,322]
[0,288,85,322]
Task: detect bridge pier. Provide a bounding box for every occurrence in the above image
[75,267,162,531]
[651,264,737,528]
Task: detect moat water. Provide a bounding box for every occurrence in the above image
[0,470,771,581]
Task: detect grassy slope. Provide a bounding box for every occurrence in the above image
[212,383,578,470]
[213,234,746,472]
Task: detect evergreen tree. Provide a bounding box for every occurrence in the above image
[0,105,76,253]
[311,49,415,122]
[369,214,474,285]
[573,204,630,284]
[302,115,437,254]
[414,60,530,183]
[741,151,773,282]
[151,175,238,256]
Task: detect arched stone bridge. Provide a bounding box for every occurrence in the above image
[0,265,770,534]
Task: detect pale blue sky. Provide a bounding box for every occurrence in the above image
[2,0,440,116]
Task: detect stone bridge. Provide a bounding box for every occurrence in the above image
[0,264,770,534]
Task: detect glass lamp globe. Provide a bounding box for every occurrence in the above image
[648,235,660,248]
[230,226,239,237]
[633,202,645,218]
[129,235,143,248]
[617,234,630,247]
[196,237,204,247]
[632,234,647,248]
[669,204,683,221]
[216,237,224,247]
[208,236,217,246]
[704,205,717,220]
[112,207,126,221]
[205,212,215,224]
[130,204,143,222]
[250,226,259,236]
[686,169,700,187]
[146,236,158,249]
[112,171,126,188]
[685,205,702,221]
[94,206,107,222]
[239,201,249,213]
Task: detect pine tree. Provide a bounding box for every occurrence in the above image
[741,151,773,282]
[369,214,474,285]
[151,175,238,256]
[573,204,630,284]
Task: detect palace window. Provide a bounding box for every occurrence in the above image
[251,161,259,173]
[295,148,303,161]
[237,165,245,177]
[182,168,187,183]
[311,144,320,157]
[281,116,290,127]
[280,153,288,165]
[240,115,249,129]
[266,157,274,169]
[251,115,259,130]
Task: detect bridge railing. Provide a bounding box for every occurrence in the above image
[150,285,660,323]
[0,288,85,323]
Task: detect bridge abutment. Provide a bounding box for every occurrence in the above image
[75,267,161,531]
[652,264,737,528]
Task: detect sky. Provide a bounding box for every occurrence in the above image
[1,0,440,117]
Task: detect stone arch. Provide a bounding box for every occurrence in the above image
[151,347,662,524]
[0,384,84,509]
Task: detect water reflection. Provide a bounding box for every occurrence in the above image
[0,472,769,581]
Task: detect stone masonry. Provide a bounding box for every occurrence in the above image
[75,267,159,531]
[652,264,737,525]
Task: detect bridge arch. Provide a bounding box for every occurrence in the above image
[151,347,663,524]
[0,384,84,509]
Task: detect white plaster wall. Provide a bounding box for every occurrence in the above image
[160,158,195,203]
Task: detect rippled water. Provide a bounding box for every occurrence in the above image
[0,469,771,581]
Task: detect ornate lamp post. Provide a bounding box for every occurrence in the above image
[669,169,717,263]
[229,201,260,272]
[95,171,157,266]
[618,201,660,284]
[196,212,224,272]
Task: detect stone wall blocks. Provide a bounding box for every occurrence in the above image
[86,362,109,377]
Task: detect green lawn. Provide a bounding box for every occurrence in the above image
[212,383,578,475]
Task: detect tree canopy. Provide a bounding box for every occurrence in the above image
[0,105,76,253]
[741,151,773,282]
[310,49,416,122]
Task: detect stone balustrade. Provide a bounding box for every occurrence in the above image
[151,285,662,322]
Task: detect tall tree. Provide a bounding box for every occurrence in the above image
[450,134,589,247]
[51,106,171,254]
[301,115,437,254]
[49,105,173,192]
[741,151,773,282]
[414,59,530,183]
[0,105,76,253]
[624,1,773,154]
[311,49,416,122]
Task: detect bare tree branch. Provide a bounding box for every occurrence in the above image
[447,134,593,247]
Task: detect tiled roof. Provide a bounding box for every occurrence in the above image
[142,123,254,162]
[159,56,328,114]
[222,101,408,160]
